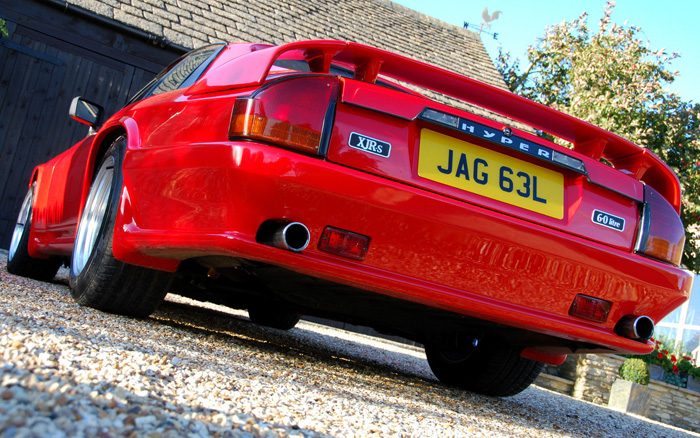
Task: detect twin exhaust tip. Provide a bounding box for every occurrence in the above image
[615,315,655,342]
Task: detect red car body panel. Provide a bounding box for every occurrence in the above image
[29,136,93,257]
[190,40,679,211]
[22,40,692,358]
[330,83,641,252]
[109,139,690,354]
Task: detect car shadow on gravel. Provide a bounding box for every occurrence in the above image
[148,298,696,438]
[154,298,428,374]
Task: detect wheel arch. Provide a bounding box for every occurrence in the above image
[77,118,138,222]
[26,164,54,259]
[71,119,137,252]
[29,167,41,186]
[86,119,138,184]
[28,165,44,220]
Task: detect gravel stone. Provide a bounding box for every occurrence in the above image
[0,250,697,437]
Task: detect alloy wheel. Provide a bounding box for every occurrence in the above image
[8,189,33,261]
[72,156,115,276]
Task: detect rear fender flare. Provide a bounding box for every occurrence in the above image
[74,117,140,243]
[82,118,179,273]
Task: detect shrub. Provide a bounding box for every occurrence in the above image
[690,366,700,380]
[619,358,650,385]
[663,371,687,388]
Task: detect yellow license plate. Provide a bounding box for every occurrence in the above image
[418,129,564,219]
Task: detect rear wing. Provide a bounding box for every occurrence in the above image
[187,40,681,212]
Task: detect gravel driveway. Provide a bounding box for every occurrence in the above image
[1,251,696,438]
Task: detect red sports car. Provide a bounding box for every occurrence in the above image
[6,40,692,396]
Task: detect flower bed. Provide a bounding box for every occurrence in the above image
[637,338,700,392]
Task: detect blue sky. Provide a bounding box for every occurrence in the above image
[393,1,699,103]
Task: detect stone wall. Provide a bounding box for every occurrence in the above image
[646,379,700,433]
[570,354,625,405]
[538,354,700,434]
[534,373,574,395]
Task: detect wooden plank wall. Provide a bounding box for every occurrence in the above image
[0,0,181,249]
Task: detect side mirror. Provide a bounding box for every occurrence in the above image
[69,96,103,128]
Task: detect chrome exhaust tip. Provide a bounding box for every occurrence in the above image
[614,315,654,342]
[270,222,310,252]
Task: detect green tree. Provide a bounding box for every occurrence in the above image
[496,1,700,271]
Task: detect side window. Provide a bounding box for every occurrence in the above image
[128,44,224,105]
[150,47,219,96]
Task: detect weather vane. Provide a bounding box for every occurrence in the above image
[463,7,502,40]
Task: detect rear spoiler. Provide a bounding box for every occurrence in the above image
[188,40,681,212]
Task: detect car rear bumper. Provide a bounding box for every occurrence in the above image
[113,141,693,355]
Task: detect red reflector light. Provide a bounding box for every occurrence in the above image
[318,226,369,261]
[229,76,338,154]
[569,294,611,323]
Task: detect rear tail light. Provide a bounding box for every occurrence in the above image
[318,226,370,261]
[636,185,685,266]
[229,76,338,154]
[569,294,611,323]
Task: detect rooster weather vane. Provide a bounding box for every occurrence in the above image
[463,6,502,39]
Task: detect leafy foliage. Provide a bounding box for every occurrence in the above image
[496,1,700,270]
[690,364,700,380]
[619,358,650,385]
[635,336,699,388]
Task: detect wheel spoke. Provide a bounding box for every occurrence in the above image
[72,156,115,276]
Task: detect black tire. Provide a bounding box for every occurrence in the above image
[248,305,300,330]
[6,184,62,282]
[69,136,171,317]
[425,337,544,397]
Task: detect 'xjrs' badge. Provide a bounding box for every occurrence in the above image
[592,209,625,232]
[349,132,391,158]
